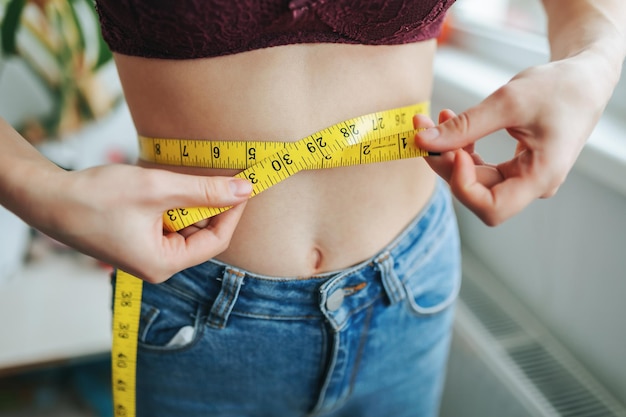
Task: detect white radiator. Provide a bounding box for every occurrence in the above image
[439,248,626,417]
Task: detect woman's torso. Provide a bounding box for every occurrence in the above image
[114,41,438,277]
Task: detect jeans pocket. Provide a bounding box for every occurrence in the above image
[402,222,461,316]
[137,283,205,352]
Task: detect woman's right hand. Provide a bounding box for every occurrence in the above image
[26,164,251,283]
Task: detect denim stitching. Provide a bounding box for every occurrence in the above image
[400,216,455,285]
[310,329,341,415]
[137,304,207,354]
[148,281,202,304]
[405,269,461,316]
[328,295,384,332]
[347,304,374,397]
[229,311,323,321]
[376,252,406,305]
[207,268,244,329]
[207,284,232,328]
[395,193,453,282]
[138,304,160,343]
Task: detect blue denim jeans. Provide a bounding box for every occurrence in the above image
[111,180,461,417]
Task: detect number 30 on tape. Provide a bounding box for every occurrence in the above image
[141,102,430,231]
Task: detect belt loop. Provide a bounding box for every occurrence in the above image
[375,251,406,305]
[206,267,245,329]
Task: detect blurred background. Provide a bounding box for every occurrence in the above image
[0,0,625,416]
[0,0,132,415]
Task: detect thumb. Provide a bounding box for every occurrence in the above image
[415,91,515,153]
[155,171,253,209]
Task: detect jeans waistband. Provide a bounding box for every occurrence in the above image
[156,179,454,328]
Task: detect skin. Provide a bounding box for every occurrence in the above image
[116,41,438,277]
[415,0,626,226]
[0,118,252,282]
[1,0,624,283]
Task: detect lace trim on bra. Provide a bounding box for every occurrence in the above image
[96,0,455,59]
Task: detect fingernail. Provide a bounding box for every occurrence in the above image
[419,127,440,141]
[230,179,253,197]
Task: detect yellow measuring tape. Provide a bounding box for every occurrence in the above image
[112,102,430,416]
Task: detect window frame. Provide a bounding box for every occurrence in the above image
[445,6,626,118]
[434,6,626,197]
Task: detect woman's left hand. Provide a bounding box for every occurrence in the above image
[414,51,617,225]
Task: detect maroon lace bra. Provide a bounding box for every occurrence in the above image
[96,0,455,59]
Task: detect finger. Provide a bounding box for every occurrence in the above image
[496,149,565,199]
[177,217,212,238]
[419,109,457,181]
[413,113,436,130]
[475,165,505,188]
[438,108,456,124]
[162,201,247,273]
[423,151,455,182]
[469,152,485,165]
[450,150,537,226]
[438,109,481,159]
[155,171,252,209]
[426,152,502,188]
[412,108,460,130]
[177,223,205,239]
[415,89,518,153]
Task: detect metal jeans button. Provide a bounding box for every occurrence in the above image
[326,289,344,311]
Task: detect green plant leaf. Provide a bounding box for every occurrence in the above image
[1,0,26,55]
[93,27,112,69]
[80,0,112,70]
[67,0,86,53]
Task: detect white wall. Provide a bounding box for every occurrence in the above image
[433,48,626,405]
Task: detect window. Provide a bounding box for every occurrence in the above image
[452,0,546,35]
[445,0,625,118]
[433,0,626,197]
